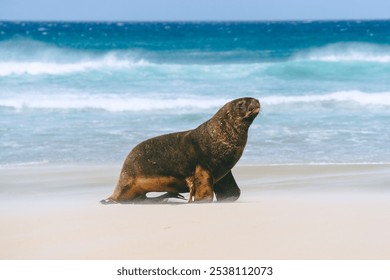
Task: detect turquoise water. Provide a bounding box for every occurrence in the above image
[1,21,390,165]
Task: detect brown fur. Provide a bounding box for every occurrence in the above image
[101,97,260,204]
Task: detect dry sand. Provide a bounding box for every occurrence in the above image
[1,164,390,259]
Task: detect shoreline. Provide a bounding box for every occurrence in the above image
[1,163,389,259]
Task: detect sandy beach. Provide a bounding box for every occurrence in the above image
[1,164,390,260]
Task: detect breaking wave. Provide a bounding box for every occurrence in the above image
[0,94,228,112]
[1,91,389,112]
[294,42,390,63]
[262,91,390,107]
[0,39,149,76]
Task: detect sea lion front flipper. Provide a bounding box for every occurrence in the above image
[193,165,214,202]
[213,171,241,202]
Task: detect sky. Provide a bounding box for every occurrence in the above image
[0,0,389,21]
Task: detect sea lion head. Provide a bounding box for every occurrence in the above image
[219,97,260,127]
[197,97,260,178]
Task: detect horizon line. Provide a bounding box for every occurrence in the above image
[1,18,390,23]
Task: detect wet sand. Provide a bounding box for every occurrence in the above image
[1,164,390,259]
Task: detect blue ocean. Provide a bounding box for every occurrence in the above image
[1,21,390,166]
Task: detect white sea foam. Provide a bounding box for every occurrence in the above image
[1,91,389,112]
[0,38,151,76]
[0,55,149,76]
[0,94,228,112]
[294,43,390,63]
[262,91,390,107]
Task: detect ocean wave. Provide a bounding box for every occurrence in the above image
[1,91,389,112]
[0,39,390,86]
[0,94,228,112]
[0,46,261,78]
[262,91,390,107]
[0,38,150,76]
[0,56,149,76]
[294,42,390,63]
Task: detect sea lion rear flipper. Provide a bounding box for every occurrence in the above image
[172,193,185,200]
[145,192,185,203]
[214,171,241,202]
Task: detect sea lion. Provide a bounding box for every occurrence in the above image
[100,97,260,204]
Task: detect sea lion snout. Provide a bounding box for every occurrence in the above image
[249,98,260,113]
